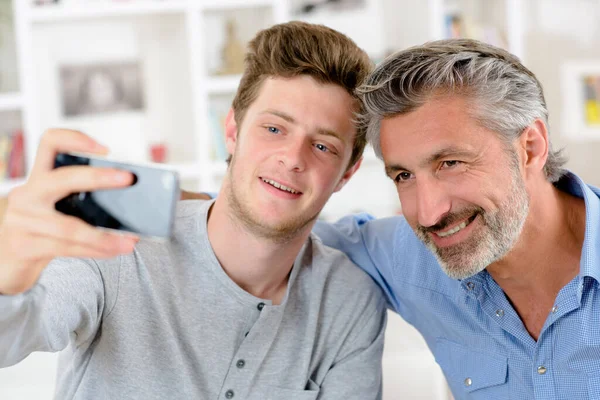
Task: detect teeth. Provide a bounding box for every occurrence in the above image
[438,220,469,238]
[262,179,299,194]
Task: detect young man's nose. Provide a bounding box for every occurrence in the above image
[279,138,308,172]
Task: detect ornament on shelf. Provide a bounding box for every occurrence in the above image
[150,142,167,164]
[216,19,245,76]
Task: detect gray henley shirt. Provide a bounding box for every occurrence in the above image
[0,200,387,399]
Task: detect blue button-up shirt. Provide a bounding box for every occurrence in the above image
[314,172,600,400]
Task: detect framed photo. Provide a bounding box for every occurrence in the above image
[561,61,600,141]
[59,62,145,117]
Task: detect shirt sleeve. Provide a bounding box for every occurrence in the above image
[0,256,120,368]
[313,214,402,310]
[317,287,387,400]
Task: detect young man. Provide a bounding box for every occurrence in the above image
[313,39,600,399]
[0,22,386,399]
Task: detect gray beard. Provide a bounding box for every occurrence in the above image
[415,167,530,280]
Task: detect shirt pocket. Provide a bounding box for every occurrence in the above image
[248,379,319,400]
[434,338,508,400]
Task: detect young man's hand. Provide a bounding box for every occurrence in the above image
[0,129,138,295]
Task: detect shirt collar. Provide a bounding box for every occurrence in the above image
[555,171,600,283]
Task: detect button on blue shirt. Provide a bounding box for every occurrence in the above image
[314,172,600,400]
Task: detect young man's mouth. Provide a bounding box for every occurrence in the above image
[260,178,302,195]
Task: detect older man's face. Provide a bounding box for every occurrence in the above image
[380,96,530,279]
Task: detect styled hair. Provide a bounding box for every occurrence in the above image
[359,38,567,182]
[232,21,373,168]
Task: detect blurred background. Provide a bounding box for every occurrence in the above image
[0,0,599,399]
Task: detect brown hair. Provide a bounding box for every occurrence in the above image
[232,21,373,168]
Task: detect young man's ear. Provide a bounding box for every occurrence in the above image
[333,157,363,193]
[224,108,238,156]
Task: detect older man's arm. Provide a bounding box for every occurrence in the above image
[180,190,211,201]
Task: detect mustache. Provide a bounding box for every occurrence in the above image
[418,206,484,233]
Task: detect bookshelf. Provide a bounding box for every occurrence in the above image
[3,0,290,197]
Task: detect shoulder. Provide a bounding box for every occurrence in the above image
[175,199,212,221]
[308,234,385,304]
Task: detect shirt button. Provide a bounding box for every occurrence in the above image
[464,377,472,387]
[225,390,235,399]
[495,309,504,317]
[466,282,475,290]
[537,366,547,375]
[257,302,265,311]
[236,359,245,369]
[551,305,558,313]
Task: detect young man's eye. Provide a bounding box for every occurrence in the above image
[267,126,280,134]
[315,143,329,152]
[394,172,413,183]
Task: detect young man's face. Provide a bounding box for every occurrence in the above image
[223,75,361,242]
[381,96,530,279]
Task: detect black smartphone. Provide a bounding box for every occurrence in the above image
[54,153,180,238]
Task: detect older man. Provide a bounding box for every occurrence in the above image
[311,39,600,400]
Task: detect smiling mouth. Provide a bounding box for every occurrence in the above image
[436,214,478,238]
[261,178,301,194]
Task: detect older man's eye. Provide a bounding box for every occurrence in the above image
[442,160,461,168]
[394,172,412,183]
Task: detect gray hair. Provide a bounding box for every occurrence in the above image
[359,38,567,182]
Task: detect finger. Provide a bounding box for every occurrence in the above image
[30,166,134,204]
[31,129,109,177]
[5,210,138,255]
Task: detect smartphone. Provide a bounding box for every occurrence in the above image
[54,152,180,238]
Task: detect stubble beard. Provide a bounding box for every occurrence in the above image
[415,166,530,280]
[226,159,320,244]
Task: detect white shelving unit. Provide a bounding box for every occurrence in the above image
[4,0,290,196]
[428,0,525,60]
[28,1,189,22]
[0,92,22,110]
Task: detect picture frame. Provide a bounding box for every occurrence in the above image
[59,62,145,118]
[561,61,600,141]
